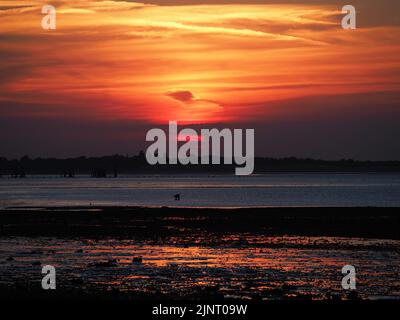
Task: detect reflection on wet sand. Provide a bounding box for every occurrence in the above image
[1,236,399,300]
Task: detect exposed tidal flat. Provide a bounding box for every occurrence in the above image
[0,207,399,300]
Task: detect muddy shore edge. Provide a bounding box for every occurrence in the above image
[1,206,398,240]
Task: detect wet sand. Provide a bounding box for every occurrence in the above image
[0,207,399,300]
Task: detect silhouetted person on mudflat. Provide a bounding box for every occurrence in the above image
[174,193,180,201]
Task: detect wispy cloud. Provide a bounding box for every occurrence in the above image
[0,0,399,124]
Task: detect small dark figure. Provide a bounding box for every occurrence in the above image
[174,193,180,201]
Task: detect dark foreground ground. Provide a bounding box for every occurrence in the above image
[0,207,399,300]
[1,206,399,240]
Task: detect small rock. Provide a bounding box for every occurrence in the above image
[30,250,43,254]
[132,256,143,264]
[89,259,118,267]
[348,291,359,300]
[70,278,84,285]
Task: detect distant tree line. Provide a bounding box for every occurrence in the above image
[0,153,399,177]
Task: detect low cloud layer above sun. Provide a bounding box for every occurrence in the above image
[165,90,223,123]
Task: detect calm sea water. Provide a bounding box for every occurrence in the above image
[1,173,400,208]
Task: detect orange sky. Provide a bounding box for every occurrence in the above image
[0,0,399,158]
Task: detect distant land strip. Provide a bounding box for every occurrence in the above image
[1,154,400,176]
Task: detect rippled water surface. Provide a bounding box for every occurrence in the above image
[1,173,400,208]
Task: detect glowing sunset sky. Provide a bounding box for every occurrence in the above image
[0,0,399,159]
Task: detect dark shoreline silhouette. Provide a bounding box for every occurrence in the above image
[1,154,400,177]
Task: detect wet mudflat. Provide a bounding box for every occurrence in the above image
[1,236,399,300]
[0,207,399,300]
